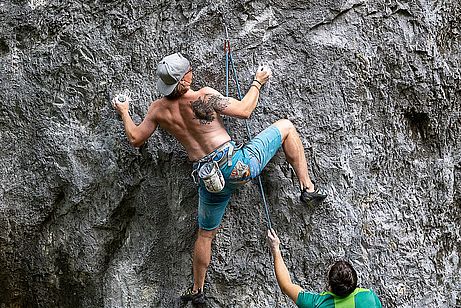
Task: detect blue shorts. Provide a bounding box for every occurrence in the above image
[193,125,282,230]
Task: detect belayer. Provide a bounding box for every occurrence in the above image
[267,229,382,307]
[112,52,328,304]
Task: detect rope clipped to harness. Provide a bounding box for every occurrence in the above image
[223,23,273,230]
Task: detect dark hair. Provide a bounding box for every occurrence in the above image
[165,82,187,99]
[328,261,357,297]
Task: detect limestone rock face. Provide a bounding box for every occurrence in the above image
[0,0,460,307]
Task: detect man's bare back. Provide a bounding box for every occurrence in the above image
[113,52,269,161]
[149,87,232,161]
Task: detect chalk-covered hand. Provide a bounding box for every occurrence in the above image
[112,93,131,115]
[254,65,272,86]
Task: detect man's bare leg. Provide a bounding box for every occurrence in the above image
[273,119,314,192]
[192,228,217,292]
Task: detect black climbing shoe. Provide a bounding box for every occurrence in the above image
[180,287,206,304]
[300,187,327,205]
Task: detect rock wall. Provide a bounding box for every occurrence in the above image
[0,0,460,307]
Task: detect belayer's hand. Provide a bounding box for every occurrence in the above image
[254,65,272,86]
[267,228,281,254]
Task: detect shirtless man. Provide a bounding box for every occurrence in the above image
[112,52,327,304]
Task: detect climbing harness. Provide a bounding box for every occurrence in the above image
[223,23,273,230]
[192,141,235,192]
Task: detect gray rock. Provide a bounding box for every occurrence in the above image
[0,0,460,307]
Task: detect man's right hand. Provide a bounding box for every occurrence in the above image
[254,65,272,85]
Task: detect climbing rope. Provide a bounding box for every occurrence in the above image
[223,24,273,230]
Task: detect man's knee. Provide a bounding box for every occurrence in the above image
[197,228,218,240]
[273,119,295,137]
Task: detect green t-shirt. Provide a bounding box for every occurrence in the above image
[296,288,382,308]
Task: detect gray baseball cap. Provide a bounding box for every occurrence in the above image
[156,52,190,96]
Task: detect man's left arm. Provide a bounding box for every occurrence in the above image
[113,99,158,148]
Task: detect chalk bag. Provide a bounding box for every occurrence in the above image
[198,161,225,193]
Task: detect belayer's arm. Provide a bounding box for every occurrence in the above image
[114,100,158,148]
[268,229,303,304]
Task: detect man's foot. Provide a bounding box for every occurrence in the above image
[300,187,327,205]
[180,287,206,304]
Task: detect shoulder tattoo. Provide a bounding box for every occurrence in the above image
[191,94,230,124]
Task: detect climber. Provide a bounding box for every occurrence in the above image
[267,229,382,307]
[112,52,327,304]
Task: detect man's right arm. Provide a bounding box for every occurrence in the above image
[199,67,272,119]
[113,99,158,148]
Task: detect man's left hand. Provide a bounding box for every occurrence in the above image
[112,95,131,115]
